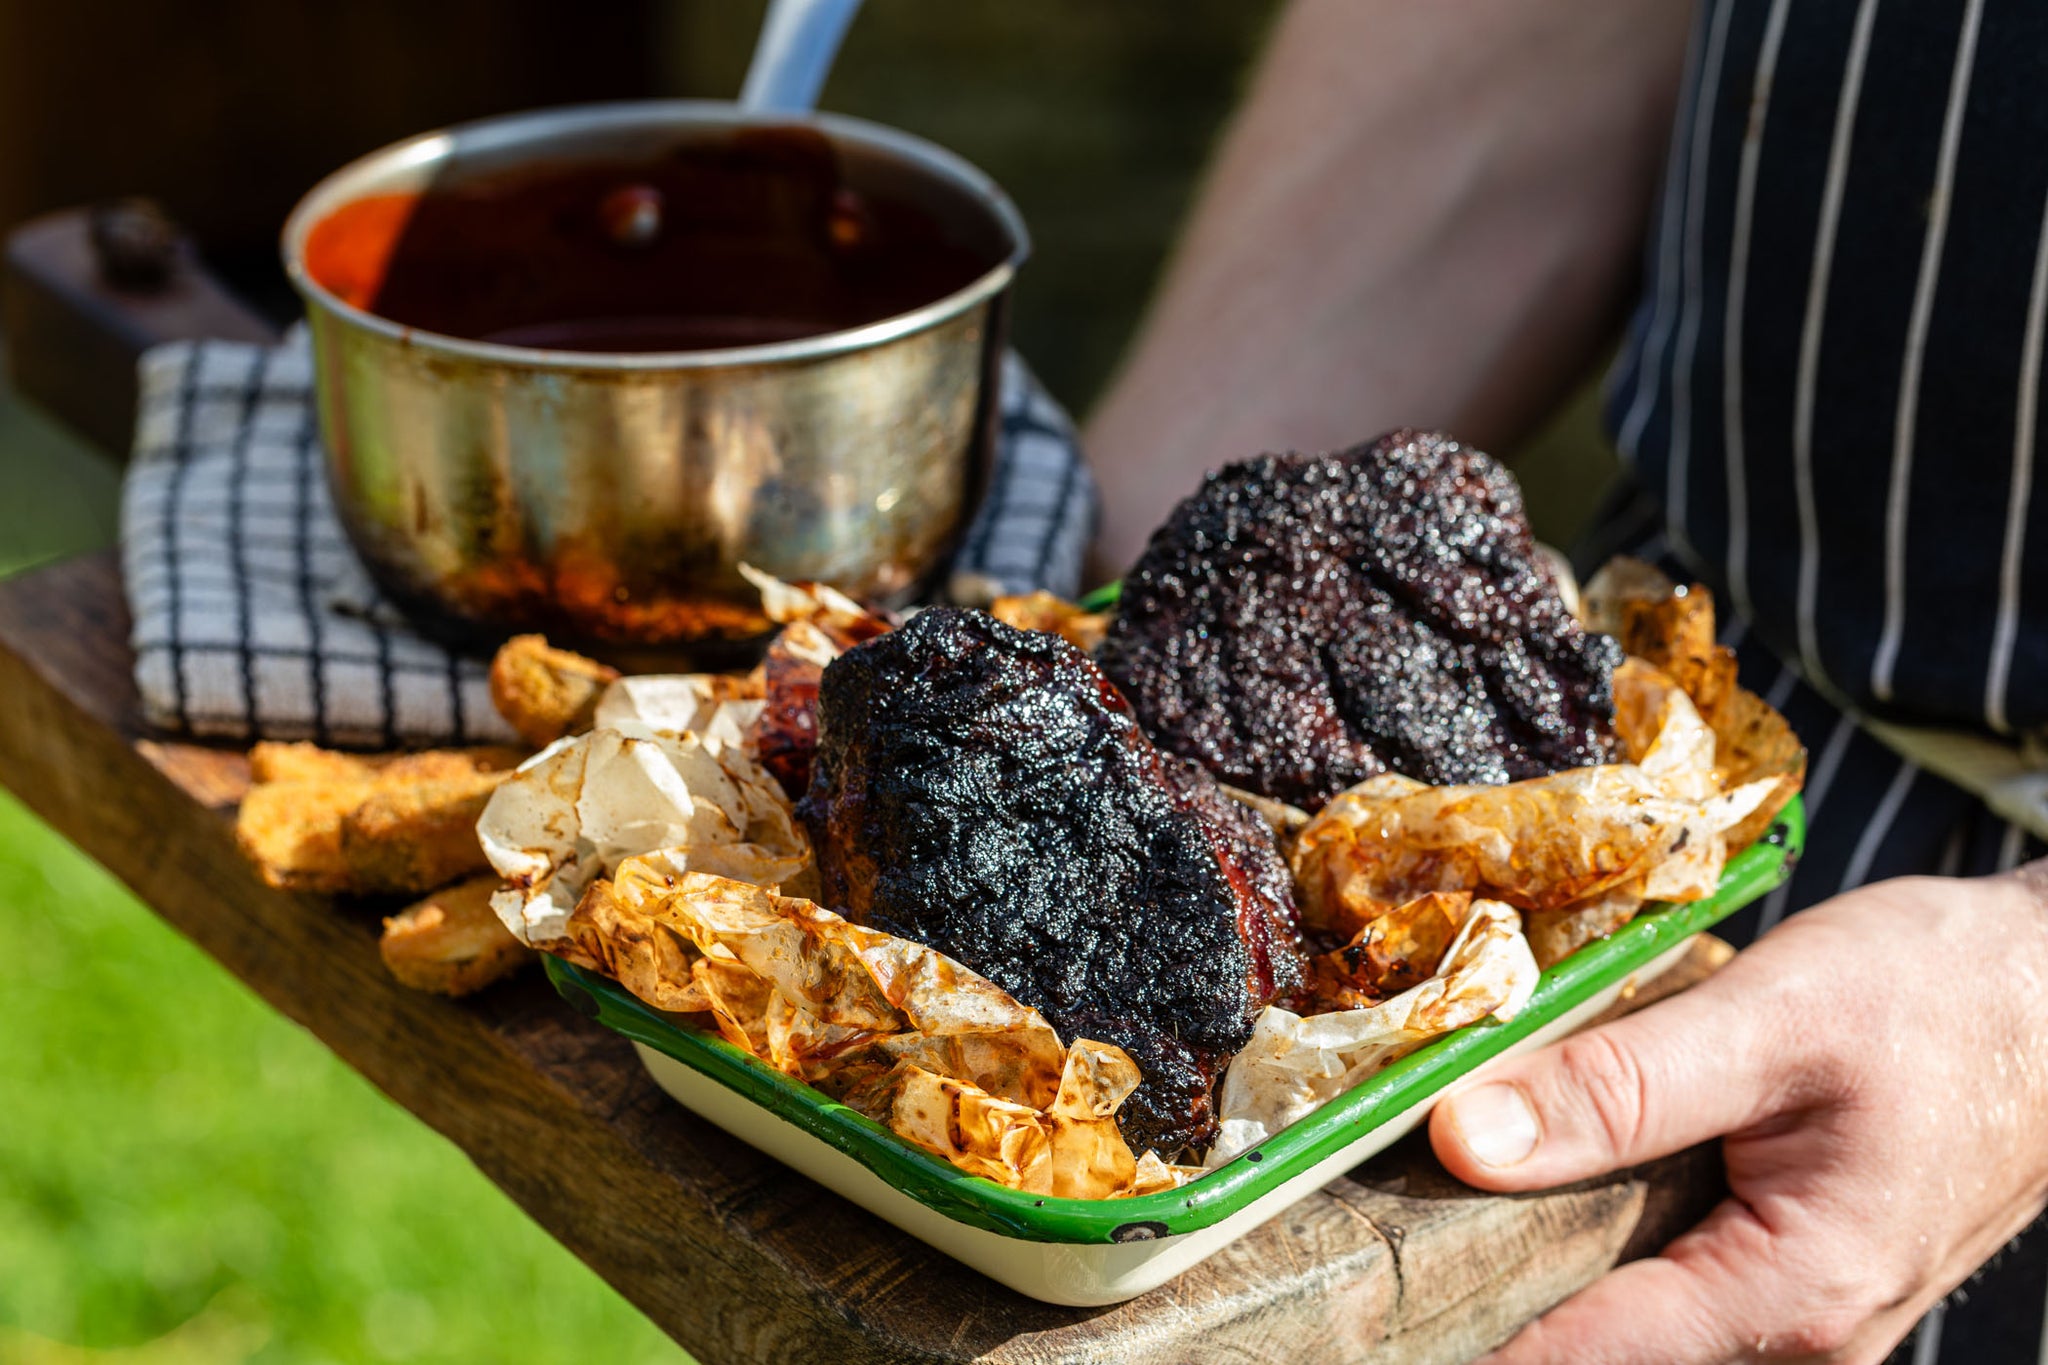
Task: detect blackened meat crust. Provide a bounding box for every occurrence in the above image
[1158,754,1304,1015]
[799,608,1306,1157]
[1097,430,1621,809]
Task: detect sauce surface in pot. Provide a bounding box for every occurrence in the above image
[303,126,1005,353]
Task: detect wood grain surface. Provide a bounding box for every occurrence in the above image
[0,550,1730,1365]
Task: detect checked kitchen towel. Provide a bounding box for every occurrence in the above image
[120,334,1095,748]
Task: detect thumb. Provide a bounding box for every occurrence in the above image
[1430,965,1792,1191]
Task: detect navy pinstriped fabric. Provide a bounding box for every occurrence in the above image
[1609,0,2048,737]
[1597,2,2048,1357]
[1575,508,2048,1365]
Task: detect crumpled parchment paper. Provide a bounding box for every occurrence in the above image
[592,674,764,748]
[1582,558,1806,852]
[1205,897,1539,1167]
[1291,660,1776,964]
[564,862,1154,1196]
[479,722,809,947]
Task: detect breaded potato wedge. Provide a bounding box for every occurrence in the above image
[489,635,621,748]
[338,770,509,895]
[380,875,530,996]
[249,741,524,785]
[236,744,522,896]
[248,741,377,786]
[235,778,377,893]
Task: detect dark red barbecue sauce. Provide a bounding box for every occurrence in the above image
[302,127,1003,353]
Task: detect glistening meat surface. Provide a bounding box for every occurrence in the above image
[798,608,1305,1157]
[1097,429,1622,809]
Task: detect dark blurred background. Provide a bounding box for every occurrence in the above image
[0,6,1614,1360]
[0,0,1612,561]
[0,0,1279,414]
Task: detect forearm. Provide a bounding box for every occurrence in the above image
[1087,0,1694,568]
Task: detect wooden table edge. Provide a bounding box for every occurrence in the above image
[0,550,1729,1365]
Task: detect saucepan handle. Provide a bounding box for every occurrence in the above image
[2,201,278,459]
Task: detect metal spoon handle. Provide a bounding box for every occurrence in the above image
[739,0,865,114]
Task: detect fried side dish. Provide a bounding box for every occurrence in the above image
[236,742,523,895]
[380,874,531,996]
[247,742,519,787]
[338,772,511,895]
[1098,430,1622,808]
[488,634,621,748]
[800,607,1306,1157]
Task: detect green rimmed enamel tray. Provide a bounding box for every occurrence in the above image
[544,795,1802,1305]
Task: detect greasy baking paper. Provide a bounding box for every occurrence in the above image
[593,674,764,752]
[843,1041,1140,1198]
[563,863,1156,1196]
[741,562,874,634]
[590,859,1067,1103]
[1309,889,1475,1009]
[743,562,895,667]
[1291,662,1777,950]
[479,723,809,947]
[1129,1150,1205,1195]
[1205,898,1539,1167]
[1582,557,1806,852]
[987,591,1111,652]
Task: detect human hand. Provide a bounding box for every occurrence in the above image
[1430,866,2048,1364]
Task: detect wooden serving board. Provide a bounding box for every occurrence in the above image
[0,550,1729,1365]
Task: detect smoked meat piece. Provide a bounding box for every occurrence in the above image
[1098,430,1620,809]
[800,608,1305,1155]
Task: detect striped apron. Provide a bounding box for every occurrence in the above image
[1593,1,2048,1357]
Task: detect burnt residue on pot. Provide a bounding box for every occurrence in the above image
[285,104,1026,650]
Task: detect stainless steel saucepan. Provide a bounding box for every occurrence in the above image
[281,100,1028,649]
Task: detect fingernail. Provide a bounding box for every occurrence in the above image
[1447,1083,1539,1168]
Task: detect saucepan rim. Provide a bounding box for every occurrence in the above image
[280,98,1030,372]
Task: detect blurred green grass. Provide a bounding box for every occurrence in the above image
[0,790,688,1365]
[0,386,687,1364]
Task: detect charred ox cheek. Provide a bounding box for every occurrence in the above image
[797,608,1306,1157]
[1097,429,1621,810]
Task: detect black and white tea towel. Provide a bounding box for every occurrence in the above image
[119,335,1096,749]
